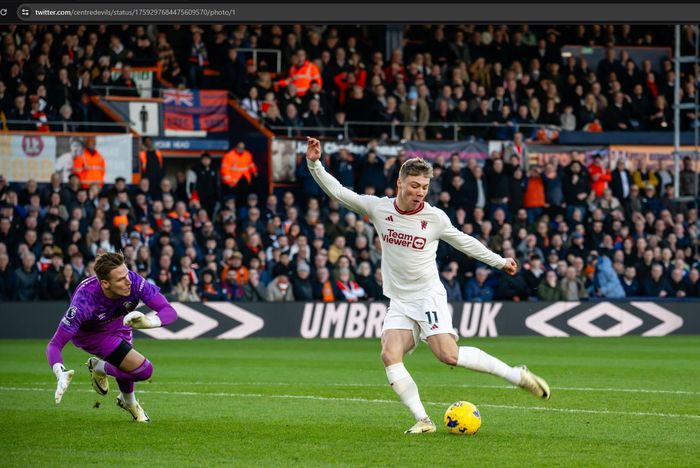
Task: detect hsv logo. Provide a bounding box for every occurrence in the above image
[421,220,428,230]
[381,228,427,250]
[385,215,394,222]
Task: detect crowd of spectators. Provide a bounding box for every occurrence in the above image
[1,141,700,303]
[2,24,698,138]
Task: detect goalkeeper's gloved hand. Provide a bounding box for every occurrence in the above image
[53,363,74,405]
[123,311,162,329]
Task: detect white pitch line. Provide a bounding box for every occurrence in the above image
[4,381,700,396]
[177,381,700,396]
[2,386,699,421]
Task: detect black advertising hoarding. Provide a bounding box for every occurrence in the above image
[3,301,700,339]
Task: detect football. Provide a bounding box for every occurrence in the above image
[443,401,482,436]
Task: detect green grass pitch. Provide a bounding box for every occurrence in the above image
[1,337,698,466]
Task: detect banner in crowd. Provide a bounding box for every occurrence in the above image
[609,145,699,170]
[402,140,488,161]
[4,300,698,339]
[163,89,229,137]
[0,133,134,183]
[271,138,490,183]
[487,140,608,169]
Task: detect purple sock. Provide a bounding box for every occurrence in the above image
[117,378,134,394]
[104,359,153,382]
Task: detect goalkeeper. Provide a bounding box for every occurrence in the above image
[46,252,178,422]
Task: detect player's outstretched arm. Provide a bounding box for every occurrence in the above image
[46,327,75,404]
[305,137,374,218]
[124,292,178,329]
[439,211,517,274]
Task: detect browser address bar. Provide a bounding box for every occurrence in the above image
[17,3,237,21]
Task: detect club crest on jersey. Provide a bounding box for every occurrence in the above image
[421,220,428,230]
[123,301,133,311]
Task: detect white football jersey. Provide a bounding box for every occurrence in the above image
[308,159,506,301]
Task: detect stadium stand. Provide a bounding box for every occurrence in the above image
[0,24,699,302]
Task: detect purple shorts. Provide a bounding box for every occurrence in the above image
[72,328,133,359]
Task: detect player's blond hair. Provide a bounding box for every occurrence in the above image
[94,251,126,281]
[399,157,433,180]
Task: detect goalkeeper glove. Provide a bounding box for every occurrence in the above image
[123,311,162,329]
[53,363,74,405]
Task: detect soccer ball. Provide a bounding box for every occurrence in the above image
[443,401,481,436]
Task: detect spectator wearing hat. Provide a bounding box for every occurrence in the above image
[399,87,430,141]
[523,255,546,297]
[220,251,249,286]
[292,261,314,300]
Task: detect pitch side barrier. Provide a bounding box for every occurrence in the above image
[2,301,699,339]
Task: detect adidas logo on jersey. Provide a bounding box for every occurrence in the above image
[385,215,394,222]
[430,323,439,330]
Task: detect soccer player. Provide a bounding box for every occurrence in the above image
[305,137,550,434]
[46,252,178,422]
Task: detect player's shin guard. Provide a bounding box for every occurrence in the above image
[385,363,428,421]
[457,346,521,385]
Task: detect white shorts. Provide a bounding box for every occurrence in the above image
[382,291,458,353]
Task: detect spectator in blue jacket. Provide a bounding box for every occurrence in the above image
[592,253,625,298]
[464,267,494,302]
[440,261,463,302]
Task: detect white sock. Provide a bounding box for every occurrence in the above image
[95,360,107,376]
[385,363,428,421]
[120,392,136,405]
[457,346,522,386]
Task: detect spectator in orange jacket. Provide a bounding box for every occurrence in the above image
[588,154,612,197]
[277,49,322,97]
[72,136,106,188]
[523,165,546,223]
[221,142,258,205]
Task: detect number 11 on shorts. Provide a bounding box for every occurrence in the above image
[425,311,438,324]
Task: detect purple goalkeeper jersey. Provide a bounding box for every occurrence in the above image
[60,271,159,350]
